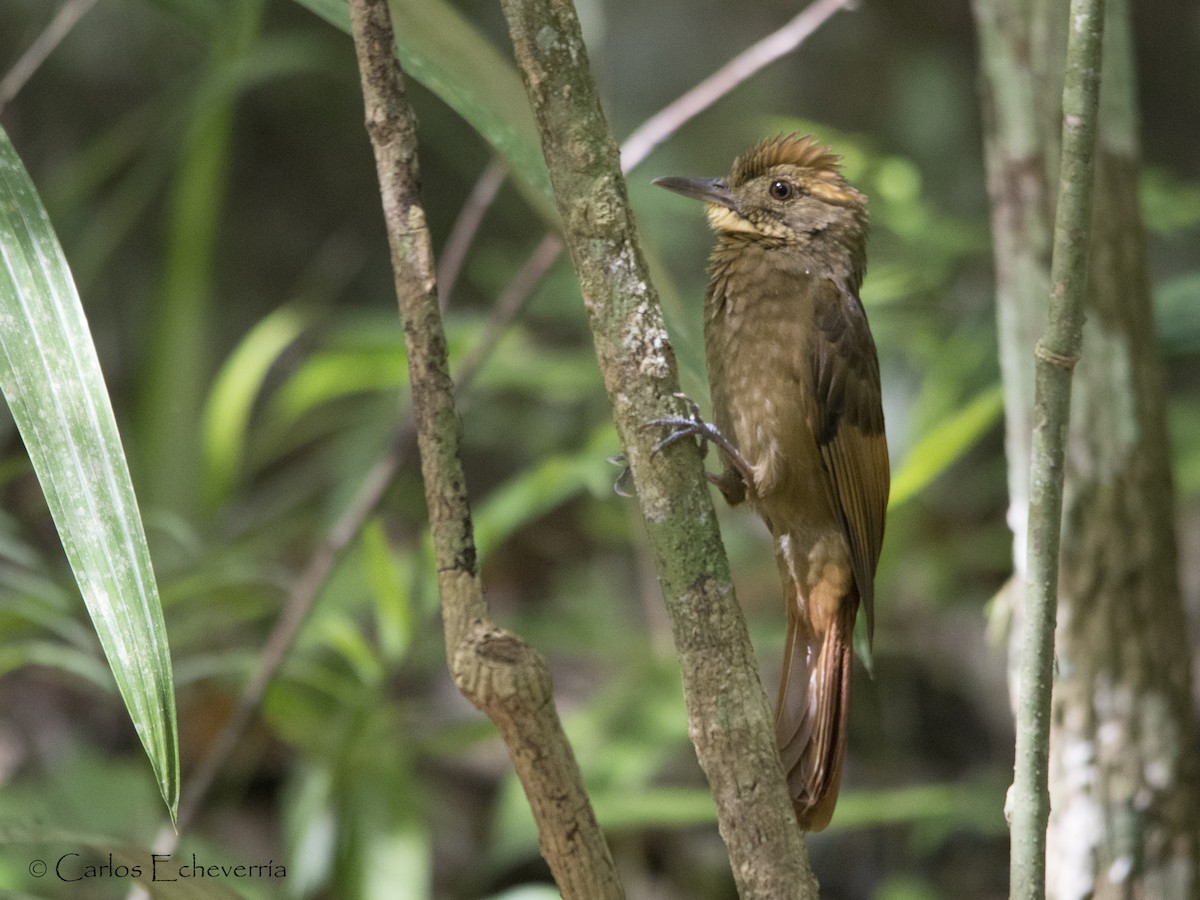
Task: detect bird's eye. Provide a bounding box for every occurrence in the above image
[769,179,794,200]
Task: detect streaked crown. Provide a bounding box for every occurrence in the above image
[730,133,844,186]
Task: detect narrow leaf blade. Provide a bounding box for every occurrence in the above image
[0,127,179,820]
[890,384,1004,508]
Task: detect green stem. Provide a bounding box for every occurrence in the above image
[1010,0,1107,894]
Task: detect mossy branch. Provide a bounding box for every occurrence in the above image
[1009,0,1107,894]
[346,0,622,895]
[497,0,816,895]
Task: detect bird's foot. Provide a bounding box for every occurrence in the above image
[643,393,755,485]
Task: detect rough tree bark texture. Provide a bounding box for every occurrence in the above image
[347,0,623,895]
[973,0,1200,895]
[498,0,818,895]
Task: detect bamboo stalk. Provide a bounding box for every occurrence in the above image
[1009,0,1107,894]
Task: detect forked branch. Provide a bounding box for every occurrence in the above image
[347,0,622,895]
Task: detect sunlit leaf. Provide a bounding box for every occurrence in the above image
[202,303,309,508]
[829,780,1006,834]
[890,385,1004,508]
[0,127,179,819]
[282,765,338,895]
[472,425,617,559]
[273,344,408,424]
[361,517,414,664]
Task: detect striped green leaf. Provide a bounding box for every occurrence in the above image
[0,127,179,820]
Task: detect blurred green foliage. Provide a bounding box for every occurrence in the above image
[1,0,1197,898]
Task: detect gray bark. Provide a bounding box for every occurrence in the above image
[973,0,1200,894]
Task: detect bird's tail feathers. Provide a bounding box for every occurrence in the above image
[774,565,855,833]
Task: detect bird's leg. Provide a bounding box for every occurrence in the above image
[644,394,755,498]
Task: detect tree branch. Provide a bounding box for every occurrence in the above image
[439,0,854,347]
[619,0,854,172]
[171,1,851,878]
[0,0,100,111]
[346,0,621,895]
[1009,0,1107,894]
[436,158,507,309]
[498,0,816,896]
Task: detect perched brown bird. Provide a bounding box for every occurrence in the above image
[652,134,888,832]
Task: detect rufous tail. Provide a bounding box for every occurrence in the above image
[774,562,856,832]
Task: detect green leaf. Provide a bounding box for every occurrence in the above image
[292,0,556,223]
[890,385,1004,509]
[137,0,266,517]
[829,779,1006,834]
[472,425,617,559]
[0,640,115,691]
[0,127,179,820]
[272,342,408,424]
[1141,167,1200,234]
[361,517,414,664]
[1168,396,1200,495]
[201,303,309,508]
[591,787,717,829]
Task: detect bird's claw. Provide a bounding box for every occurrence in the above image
[615,394,753,498]
[644,391,732,461]
[643,393,714,459]
[645,415,717,459]
[643,393,755,484]
[607,453,634,497]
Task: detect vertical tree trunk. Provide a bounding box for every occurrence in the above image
[974,0,1200,895]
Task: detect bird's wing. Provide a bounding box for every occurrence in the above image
[810,279,890,642]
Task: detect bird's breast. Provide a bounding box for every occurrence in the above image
[705,256,828,508]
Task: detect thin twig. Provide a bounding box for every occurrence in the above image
[1009,0,1107,895]
[619,0,855,172]
[173,434,406,834]
[441,0,854,324]
[0,0,101,111]
[437,158,508,309]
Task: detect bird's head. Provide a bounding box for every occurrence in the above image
[654,134,868,251]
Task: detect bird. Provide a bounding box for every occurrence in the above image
[650,134,888,832]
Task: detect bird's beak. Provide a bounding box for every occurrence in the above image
[653,176,739,212]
